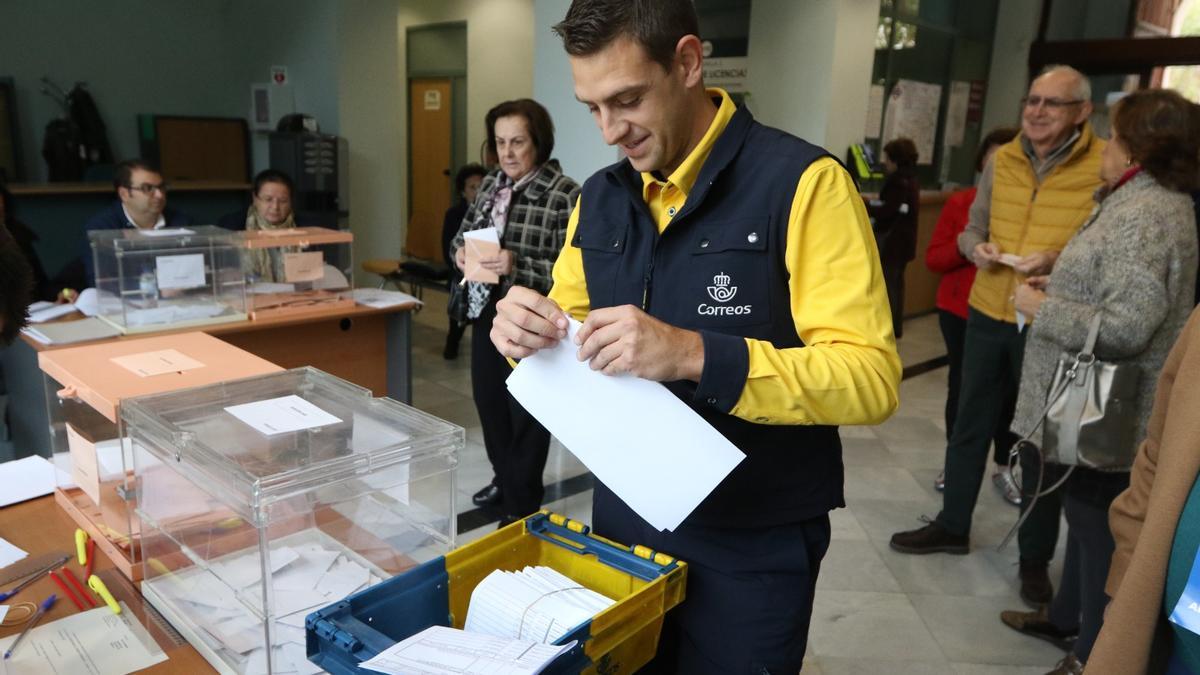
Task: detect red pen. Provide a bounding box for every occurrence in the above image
[59,567,95,608]
[83,538,96,579]
[49,570,84,610]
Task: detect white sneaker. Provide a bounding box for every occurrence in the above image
[992,468,1022,506]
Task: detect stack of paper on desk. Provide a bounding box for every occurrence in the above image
[359,626,575,675]
[465,566,614,644]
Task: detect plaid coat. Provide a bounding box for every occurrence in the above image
[450,161,580,295]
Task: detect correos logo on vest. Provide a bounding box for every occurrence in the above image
[699,272,753,316]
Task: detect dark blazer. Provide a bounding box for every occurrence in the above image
[80,201,192,285]
[867,170,920,266]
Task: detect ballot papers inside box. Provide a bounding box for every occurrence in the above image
[122,367,463,675]
[238,226,356,320]
[308,512,687,675]
[89,225,248,334]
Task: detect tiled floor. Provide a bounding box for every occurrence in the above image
[407,288,1068,673]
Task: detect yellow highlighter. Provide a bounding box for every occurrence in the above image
[87,575,121,614]
[75,529,88,565]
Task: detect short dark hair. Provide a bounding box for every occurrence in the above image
[975,126,1019,173]
[552,0,700,71]
[883,137,919,170]
[253,169,294,197]
[485,99,556,166]
[454,163,487,195]
[0,227,33,344]
[1112,89,1200,193]
[113,159,161,191]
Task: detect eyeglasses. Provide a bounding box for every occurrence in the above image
[1021,96,1084,110]
[125,182,168,195]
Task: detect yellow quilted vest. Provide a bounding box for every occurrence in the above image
[970,124,1105,323]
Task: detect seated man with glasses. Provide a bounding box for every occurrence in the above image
[70,159,193,293]
[891,65,1105,613]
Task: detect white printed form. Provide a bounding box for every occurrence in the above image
[155,252,207,290]
[110,348,206,377]
[224,395,342,436]
[507,319,745,531]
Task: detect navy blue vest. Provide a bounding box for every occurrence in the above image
[575,105,845,528]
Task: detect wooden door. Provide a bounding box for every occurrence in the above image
[407,78,453,262]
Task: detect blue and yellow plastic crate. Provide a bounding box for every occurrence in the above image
[306,511,687,674]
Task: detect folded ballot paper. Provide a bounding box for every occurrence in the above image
[358,566,611,675]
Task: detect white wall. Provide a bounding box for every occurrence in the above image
[533,0,618,184]
[746,0,879,156]
[980,0,1043,135]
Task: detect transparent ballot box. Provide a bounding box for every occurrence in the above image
[124,367,462,675]
[89,225,248,334]
[239,226,355,320]
[37,332,282,581]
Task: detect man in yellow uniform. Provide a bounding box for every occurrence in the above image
[490,0,900,670]
[891,66,1104,610]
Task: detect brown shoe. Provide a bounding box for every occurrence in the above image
[999,605,1077,651]
[1019,560,1054,607]
[889,520,969,554]
[1046,652,1083,675]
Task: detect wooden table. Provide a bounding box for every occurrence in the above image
[0,495,215,673]
[1,302,415,461]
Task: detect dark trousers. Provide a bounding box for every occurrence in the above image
[593,485,831,674]
[1047,474,1128,663]
[470,297,551,518]
[883,261,907,338]
[937,309,1017,464]
[936,310,1060,563]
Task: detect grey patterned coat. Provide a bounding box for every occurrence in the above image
[1012,172,1198,456]
[450,162,580,296]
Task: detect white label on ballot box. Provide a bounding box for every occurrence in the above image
[66,423,103,505]
[110,348,205,377]
[225,395,342,436]
[283,251,325,282]
[155,253,207,290]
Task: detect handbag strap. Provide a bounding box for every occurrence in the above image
[1081,312,1103,358]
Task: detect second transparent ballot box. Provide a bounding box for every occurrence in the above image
[239,226,355,320]
[38,332,282,581]
[124,367,462,675]
[89,225,248,333]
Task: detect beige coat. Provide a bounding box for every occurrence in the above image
[1089,307,1200,673]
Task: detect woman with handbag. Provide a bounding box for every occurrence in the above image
[450,99,579,523]
[998,89,1200,674]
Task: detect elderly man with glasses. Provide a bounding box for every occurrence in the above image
[72,158,193,293]
[891,65,1105,611]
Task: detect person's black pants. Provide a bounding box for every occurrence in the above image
[883,261,907,339]
[470,295,551,518]
[937,309,1018,464]
[936,310,1060,563]
[1047,471,1128,662]
[594,485,831,673]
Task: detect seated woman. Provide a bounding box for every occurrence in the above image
[1001,89,1200,675]
[218,169,302,283]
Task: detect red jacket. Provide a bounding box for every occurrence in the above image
[925,187,978,319]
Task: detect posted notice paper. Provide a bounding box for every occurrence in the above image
[463,227,501,284]
[111,348,205,378]
[0,602,167,675]
[224,395,342,436]
[507,319,744,531]
[155,252,207,290]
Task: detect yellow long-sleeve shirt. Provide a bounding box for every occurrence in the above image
[549,89,900,426]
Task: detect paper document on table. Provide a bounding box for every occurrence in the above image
[507,319,745,531]
[136,227,195,237]
[0,602,167,675]
[351,288,422,309]
[463,227,501,284]
[27,302,77,323]
[358,625,575,675]
[0,538,27,568]
[0,456,71,507]
[224,395,342,436]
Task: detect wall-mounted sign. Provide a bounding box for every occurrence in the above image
[703,57,749,94]
[424,90,442,111]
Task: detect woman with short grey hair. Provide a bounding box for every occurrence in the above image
[999,88,1200,675]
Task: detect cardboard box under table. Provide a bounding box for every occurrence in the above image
[89,225,248,333]
[38,331,282,581]
[239,226,355,320]
[308,511,687,675]
[121,367,463,675]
